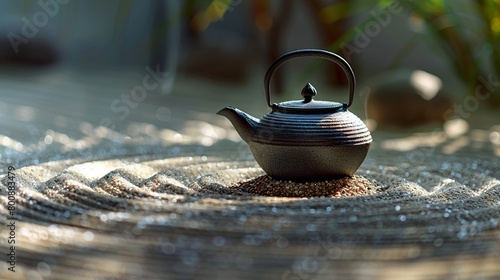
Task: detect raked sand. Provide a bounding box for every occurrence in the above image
[0,69,499,279]
[1,130,500,279]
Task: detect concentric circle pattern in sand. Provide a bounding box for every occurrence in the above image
[1,140,499,280]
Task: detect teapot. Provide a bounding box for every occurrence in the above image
[218,49,372,181]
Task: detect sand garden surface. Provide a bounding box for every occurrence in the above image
[0,68,499,279]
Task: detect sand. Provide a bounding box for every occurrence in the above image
[0,69,499,279]
[1,132,499,280]
[233,175,379,197]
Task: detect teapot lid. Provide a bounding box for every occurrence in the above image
[265,49,355,114]
[273,83,345,114]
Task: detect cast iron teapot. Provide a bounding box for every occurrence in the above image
[218,49,372,181]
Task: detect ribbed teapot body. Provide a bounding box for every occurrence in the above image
[251,109,372,146]
[246,109,372,181]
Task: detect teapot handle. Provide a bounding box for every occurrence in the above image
[264,49,356,108]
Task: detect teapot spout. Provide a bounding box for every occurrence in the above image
[217,106,259,143]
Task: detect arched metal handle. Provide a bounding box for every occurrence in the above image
[264,49,356,108]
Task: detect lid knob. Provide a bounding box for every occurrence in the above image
[301,83,317,103]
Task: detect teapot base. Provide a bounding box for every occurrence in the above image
[248,142,371,182]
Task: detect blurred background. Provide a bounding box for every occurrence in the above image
[2,2,500,279]
[0,0,499,161]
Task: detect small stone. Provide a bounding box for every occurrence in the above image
[366,69,453,128]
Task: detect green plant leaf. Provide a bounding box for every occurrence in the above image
[320,1,381,24]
